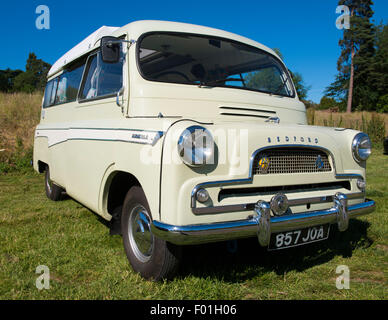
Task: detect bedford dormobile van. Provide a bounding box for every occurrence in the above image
[33,20,375,280]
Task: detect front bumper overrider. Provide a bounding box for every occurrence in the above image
[151,193,375,246]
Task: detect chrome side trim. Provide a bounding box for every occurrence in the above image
[191,144,364,211]
[151,199,375,245]
[335,173,364,180]
[35,127,164,147]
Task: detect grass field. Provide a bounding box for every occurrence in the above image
[0,148,387,300]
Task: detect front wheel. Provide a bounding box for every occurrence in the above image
[121,186,181,281]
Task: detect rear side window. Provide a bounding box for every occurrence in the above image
[79,51,123,100]
[43,78,58,108]
[55,62,85,104]
[42,58,85,108]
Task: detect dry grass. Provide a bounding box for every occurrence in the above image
[308,109,388,133]
[0,92,42,169]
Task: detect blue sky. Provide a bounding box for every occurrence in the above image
[0,0,387,102]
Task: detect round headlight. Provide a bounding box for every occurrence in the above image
[177,126,214,167]
[352,133,372,162]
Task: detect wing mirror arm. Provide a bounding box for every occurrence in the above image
[116,87,125,112]
[101,36,135,63]
[106,39,136,48]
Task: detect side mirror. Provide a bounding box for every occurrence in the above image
[101,36,121,63]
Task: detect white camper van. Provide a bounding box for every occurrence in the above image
[34,20,375,280]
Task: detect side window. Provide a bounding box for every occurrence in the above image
[42,58,85,108]
[55,61,85,104]
[80,55,98,100]
[80,51,123,100]
[56,76,67,104]
[43,79,54,108]
[50,79,58,105]
[43,78,58,108]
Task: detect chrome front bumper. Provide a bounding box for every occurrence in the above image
[151,193,375,246]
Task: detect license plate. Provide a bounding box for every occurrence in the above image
[268,224,330,250]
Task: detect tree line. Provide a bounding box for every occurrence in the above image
[1,2,387,114]
[323,0,387,113]
[0,53,51,93]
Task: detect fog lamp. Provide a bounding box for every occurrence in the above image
[196,189,209,203]
[357,178,366,192]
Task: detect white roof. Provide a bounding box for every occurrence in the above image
[48,26,119,78]
[48,20,282,78]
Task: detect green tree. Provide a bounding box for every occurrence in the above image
[370,23,388,111]
[0,71,8,91]
[13,53,51,92]
[290,71,311,101]
[12,71,36,93]
[319,96,338,110]
[327,0,376,112]
[0,68,23,92]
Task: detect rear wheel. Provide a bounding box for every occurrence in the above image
[44,166,64,201]
[121,186,181,280]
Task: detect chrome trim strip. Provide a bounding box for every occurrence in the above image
[35,127,164,147]
[151,199,375,245]
[192,203,249,215]
[191,144,364,210]
[192,192,365,215]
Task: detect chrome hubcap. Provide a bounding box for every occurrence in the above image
[128,205,154,263]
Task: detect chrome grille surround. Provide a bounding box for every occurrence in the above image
[253,147,332,175]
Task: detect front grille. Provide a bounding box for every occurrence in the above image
[253,147,332,175]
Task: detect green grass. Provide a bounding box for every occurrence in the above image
[0,149,387,300]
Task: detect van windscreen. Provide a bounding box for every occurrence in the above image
[137,32,295,98]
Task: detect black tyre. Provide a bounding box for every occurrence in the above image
[121,186,181,281]
[110,206,122,236]
[44,166,64,201]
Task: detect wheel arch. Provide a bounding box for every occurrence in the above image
[37,160,48,173]
[102,170,142,220]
